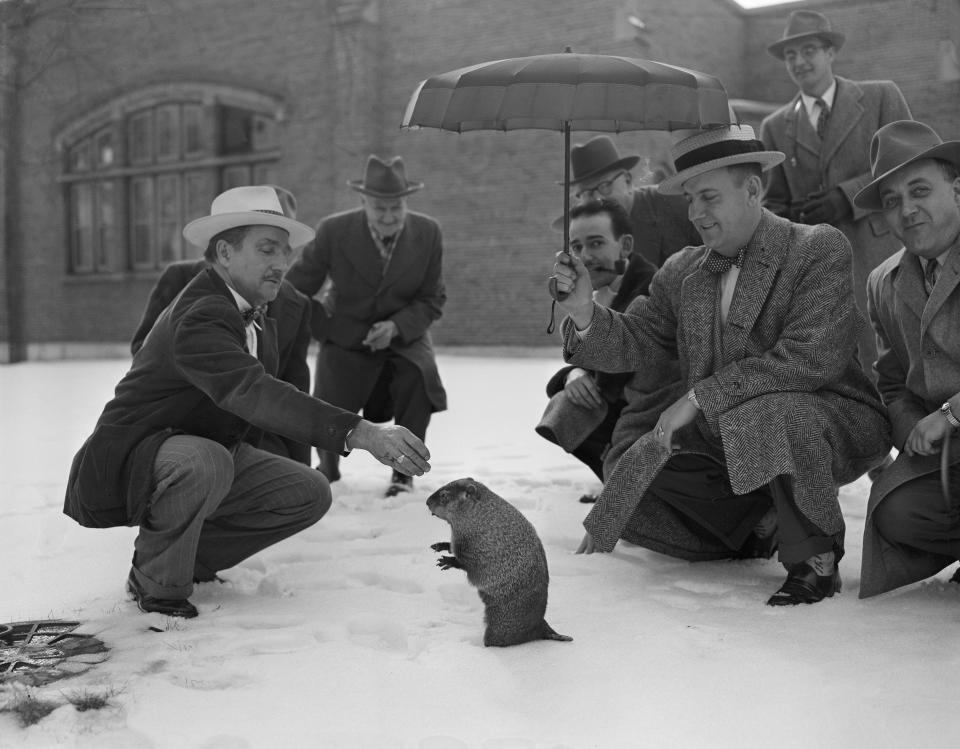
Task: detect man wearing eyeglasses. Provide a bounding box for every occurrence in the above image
[759,9,911,376]
[562,136,701,269]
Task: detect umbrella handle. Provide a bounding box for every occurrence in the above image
[548,251,573,301]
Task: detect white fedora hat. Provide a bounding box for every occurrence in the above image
[658,125,784,195]
[183,185,316,248]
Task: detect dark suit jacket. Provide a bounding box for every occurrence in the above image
[64,269,360,528]
[628,186,701,269]
[130,259,313,464]
[760,77,912,367]
[860,245,960,597]
[285,207,447,414]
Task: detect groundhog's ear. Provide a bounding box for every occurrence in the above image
[464,480,479,500]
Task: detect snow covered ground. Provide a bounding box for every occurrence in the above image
[1,352,958,749]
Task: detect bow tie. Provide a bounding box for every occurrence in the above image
[240,304,268,327]
[703,247,746,275]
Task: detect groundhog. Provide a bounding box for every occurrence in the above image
[426,477,572,647]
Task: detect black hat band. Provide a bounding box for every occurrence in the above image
[675,139,766,172]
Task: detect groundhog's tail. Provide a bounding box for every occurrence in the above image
[542,621,573,643]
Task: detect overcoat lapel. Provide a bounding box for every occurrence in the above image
[722,217,783,363]
[344,220,386,289]
[820,78,865,168]
[893,253,931,328]
[378,229,414,293]
[787,95,819,161]
[921,244,960,336]
[680,259,718,380]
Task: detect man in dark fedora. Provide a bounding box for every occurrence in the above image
[551,124,890,606]
[851,120,960,598]
[64,186,431,618]
[759,9,912,375]
[286,155,447,496]
[563,135,700,269]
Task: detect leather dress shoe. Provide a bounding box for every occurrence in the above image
[766,562,841,606]
[949,566,960,584]
[127,571,198,618]
[578,493,598,504]
[385,470,413,497]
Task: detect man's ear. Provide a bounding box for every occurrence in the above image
[952,176,960,209]
[746,174,763,204]
[619,232,635,259]
[214,239,232,265]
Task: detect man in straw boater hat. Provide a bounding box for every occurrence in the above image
[129,186,314,466]
[759,9,911,378]
[851,121,960,598]
[286,155,447,497]
[551,124,891,605]
[64,186,431,618]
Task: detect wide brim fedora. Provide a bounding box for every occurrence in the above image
[561,135,641,186]
[658,125,785,195]
[183,185,316,248]
[767,10,845,60]
[853,120,960,211]
[348,154,424,197]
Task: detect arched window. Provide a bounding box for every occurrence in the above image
[56,83,284,275]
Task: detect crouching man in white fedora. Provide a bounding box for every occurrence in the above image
[551,125,890,606]
[64,186,431,618]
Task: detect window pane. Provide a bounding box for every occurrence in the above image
[130,176,155,267]
[184,169,216,227]
[156,104,181,162]
[183,103,206,158]
[251,114,278,151]
[70,139,92,172]
[95,128,115,169]
[71,184,94,272]
[222,165,250,190]
[220,105,253,154]
[157,174,182,263]
[96,180,117,270]
[128,110,154,165]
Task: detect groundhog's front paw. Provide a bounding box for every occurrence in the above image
[436,555,462,570]
[431,541,451,552]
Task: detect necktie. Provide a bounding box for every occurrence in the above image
[703,247,746,275]
[241,304,267,328]
[815,97,830,139]
[924,258,939,296]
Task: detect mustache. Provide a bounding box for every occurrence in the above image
[584,259,627,274]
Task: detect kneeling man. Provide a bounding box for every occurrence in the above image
[855,121,960,598]
[552,125,890,605]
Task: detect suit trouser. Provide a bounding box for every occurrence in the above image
[650,454,841,564]
[872,465,960,565]
[316,346,432,470]
[131,436,331,599]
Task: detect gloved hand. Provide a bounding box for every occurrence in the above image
[798,188,851,225]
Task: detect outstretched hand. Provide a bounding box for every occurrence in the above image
[347,420,431,476]
[904,411,954,457]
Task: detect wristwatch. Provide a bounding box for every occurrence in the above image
[941,401,960,428]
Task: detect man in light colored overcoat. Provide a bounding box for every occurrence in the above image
[551,125,890,606]
[854,121,960,598]
[759,10,912,372]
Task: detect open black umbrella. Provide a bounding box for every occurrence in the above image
[400,50,731,303]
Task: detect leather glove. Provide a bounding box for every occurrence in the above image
[798,188,851,225]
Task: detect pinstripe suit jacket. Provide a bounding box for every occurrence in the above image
[562,210,890,554]
[860,244,960,597]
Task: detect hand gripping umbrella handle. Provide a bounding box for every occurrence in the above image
[548,251,573,301]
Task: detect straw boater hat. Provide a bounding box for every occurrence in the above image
[853,120,960,211]
[767,10,846,60]
[348,155,423,197]
[657,125,784,195]
[182,185,315,248]
[562,135,640,186]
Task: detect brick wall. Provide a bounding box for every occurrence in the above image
[5,0,960,356]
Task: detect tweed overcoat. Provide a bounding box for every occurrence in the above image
[130,259,313,464]
[562,210,891,555]
[860,245,960,598]
[285,207,447,415]
[63,269,360,529]
[759,77,912,368]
